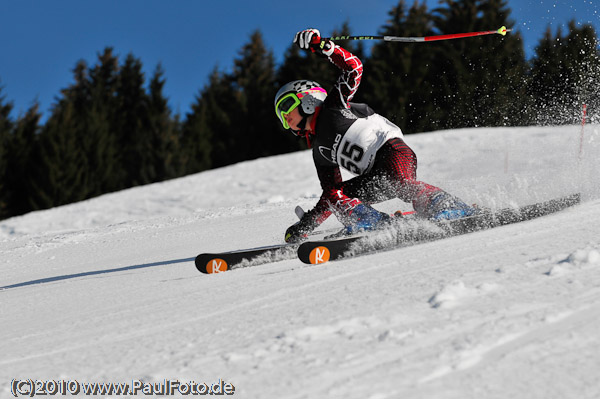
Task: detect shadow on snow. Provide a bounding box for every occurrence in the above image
[0,257,195,290]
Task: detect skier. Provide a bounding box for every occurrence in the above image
[277,28,476,243]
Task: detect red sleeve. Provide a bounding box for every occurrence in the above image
[324,44,363,109]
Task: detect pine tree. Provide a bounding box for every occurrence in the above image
[231,30,281,159]
[564,22,600,123]
[528,27,567,123]
[48,59,97,202]
[181,67,234,172]
[24,48,183,214]
[183,30,284,172]
[477,0,530,126]
[115,53,152,187]
[0,86,14,218]
[4,104,41,215]
[29,101,89,209]
[360,0,437,133]
[84,48,121,195]
[147,65,181,181]
[430,0,527,129]
[529,22,600,124]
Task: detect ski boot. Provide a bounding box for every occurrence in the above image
[343,204,391,235]
[425,191,477,221]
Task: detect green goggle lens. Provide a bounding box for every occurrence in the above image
[276,93,301,129]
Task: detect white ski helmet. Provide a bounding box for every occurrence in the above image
[274,80,327,130]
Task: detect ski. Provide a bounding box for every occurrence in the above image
[195,206,413,274]
[195,243,299,274]
[297,193,581,265]
[195,223,346,274]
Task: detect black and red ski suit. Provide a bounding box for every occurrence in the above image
[299,43,443,231]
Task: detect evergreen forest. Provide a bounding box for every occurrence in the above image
[1,0,599,221]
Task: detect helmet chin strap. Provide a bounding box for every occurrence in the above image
[297,114,308,131]
[292,112,313,147]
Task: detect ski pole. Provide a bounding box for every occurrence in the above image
[326,26,510,43]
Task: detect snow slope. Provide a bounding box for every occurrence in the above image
[2,125,600,398]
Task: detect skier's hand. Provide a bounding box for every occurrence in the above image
[284,217,315,243]
[285,222,307,243]
[294,28,320,51]
[294,28,334,55]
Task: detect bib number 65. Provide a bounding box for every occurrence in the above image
[339,141,364,174]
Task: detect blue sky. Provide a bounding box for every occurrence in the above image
[1,0,599,122]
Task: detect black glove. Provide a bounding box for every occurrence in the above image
[284,214,317,243]
[294,28,334,55]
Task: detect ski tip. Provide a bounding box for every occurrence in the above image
[497,26,508,36]
[195,255,229,274]
[297,243,332,265]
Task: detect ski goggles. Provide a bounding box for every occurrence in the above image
[275,92,302,130]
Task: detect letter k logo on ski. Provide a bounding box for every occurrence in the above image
[206,258,228,273]
[309,246,330,264]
